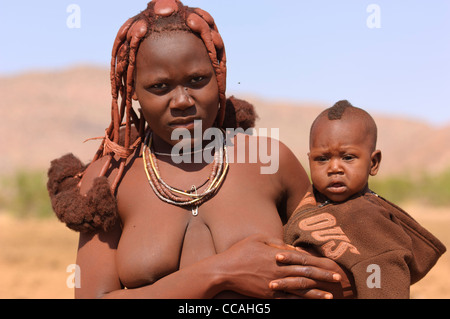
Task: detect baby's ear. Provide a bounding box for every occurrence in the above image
[370,150,382,176]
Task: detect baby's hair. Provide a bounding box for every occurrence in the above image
[327,100,353,120]
[311,100,378,151]
[91,0,228,193]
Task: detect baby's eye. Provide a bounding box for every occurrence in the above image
[314,156,329,162]
[342,154,356,161]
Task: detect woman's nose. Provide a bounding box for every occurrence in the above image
[170,86,194,111]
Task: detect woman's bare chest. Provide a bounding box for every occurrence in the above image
[114,158,284,288]
[116,193,283,287]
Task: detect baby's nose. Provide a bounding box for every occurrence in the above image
[327,158,344,175]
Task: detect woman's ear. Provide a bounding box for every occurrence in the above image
[369,150,382,176]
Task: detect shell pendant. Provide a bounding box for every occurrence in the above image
[191,185,199,216]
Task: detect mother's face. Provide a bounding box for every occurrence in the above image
[133,31,220,147]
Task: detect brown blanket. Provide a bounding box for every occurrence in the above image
[284,187,446,299]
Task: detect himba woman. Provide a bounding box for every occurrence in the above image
[47,0,351,298]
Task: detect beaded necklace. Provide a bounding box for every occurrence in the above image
[142,130,229,216]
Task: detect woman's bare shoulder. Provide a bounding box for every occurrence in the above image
[227,132,300,172]
[79,156,111,195]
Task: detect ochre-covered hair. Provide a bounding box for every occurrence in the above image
[95,0,229,192]
[47,0,257,232]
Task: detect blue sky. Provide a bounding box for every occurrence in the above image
[1,0,449,125]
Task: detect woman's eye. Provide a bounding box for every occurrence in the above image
[191,76,205,84]
[146,83,169,95]
[189,75,210,88]
[151,83,168,89]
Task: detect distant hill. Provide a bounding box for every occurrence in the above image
[1,66,449,177]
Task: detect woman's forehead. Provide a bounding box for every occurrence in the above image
[136,32,212,72]
[139,32,208,60]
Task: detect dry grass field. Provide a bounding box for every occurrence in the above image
[404,204,450,299]
[0,203,448,299]
[0,212,79,299]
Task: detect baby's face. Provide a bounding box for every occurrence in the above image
[309,118,380,202]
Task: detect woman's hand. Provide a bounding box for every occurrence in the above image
[217,234,342,299]
[269,246,354,299]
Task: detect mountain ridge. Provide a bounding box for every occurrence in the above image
[1,66,449,177]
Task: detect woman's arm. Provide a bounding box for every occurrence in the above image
[275,140,311,221]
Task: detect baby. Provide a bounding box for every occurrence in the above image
[284,100,446,298]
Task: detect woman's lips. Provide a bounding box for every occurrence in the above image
[170,121,195,130]
[169,118,200,130]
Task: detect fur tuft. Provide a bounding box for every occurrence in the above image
[222,96,259,130]
[47,154,118,233]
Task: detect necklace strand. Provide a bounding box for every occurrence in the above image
[153,145,215,157]
[142,130,229,211]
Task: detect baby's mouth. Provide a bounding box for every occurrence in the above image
[327,182,347,193]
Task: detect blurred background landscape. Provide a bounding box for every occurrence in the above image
[0,66,449,298]
[0,0,449,299]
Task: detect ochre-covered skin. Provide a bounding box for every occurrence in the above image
[47,0,257,233]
